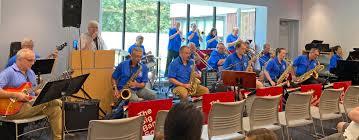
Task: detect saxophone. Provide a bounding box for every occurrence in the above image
[188,60,201,95]
[113,64,142,105]
[295,64,324,84]
[276,58,293,85]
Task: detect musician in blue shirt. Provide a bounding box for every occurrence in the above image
[207,42,228,71]
[226,27,241,52]
[0,49,62,140]
[206,28,219,50]
[168,46,209,102]
[187,23,203,48]
[293,48,323,84]
[6,38,57,68]
[329,45,343,73]
[112,47,156,102]
[128,35,146,56]
[264,48,288,86]
[165,22,184,76]
[222,41,264,88]
[259,43,272,68]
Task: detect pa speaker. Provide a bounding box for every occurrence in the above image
[62,0,82,28]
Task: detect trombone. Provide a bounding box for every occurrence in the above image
[193,50,214,70]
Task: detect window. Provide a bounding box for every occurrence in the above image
[189,4,213,50]
[240,8,256,41]
[101,0,124,50]
[216,7,238,43]
[124,0,157,55]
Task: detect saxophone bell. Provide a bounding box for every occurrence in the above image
[120,89,131,100]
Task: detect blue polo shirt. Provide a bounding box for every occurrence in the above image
[206,35,218,49]
[6,53,40,68]
[207,50,228,70]
[328,54,342,72]
[187,31,200,47]
[259,53,271,68]
[168,28,182,52]
[293,55,317,76]
[226,34,239,51]
[265,57,287,81]
[112,60,148,91]
[223,53,250,71]
[168,57,194,85]
[128,44,146,56]
[0,64,37,96]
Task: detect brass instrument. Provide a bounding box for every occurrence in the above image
[194,50,213,70]
[116,64,142,101]
[188,60,201,95]
[276,58,293,86]
[295,64,324,84]
[246,47,262,72]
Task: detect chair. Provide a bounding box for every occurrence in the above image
[154,110,169,135]
[0,115,49,140]
[9,41,21,59]
[340,86,359,121]
[279,91,317,140]
[311,88,344,136]
[207,100,246,140]
[87,116,144,140]
[243,95,284,139]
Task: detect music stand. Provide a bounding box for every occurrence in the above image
[31,59,55,84]
[221,70,256,100]
[32,74,89,139]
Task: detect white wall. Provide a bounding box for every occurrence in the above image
[210,0,302,52]
[302,0,359,58]
[0,0,100,72]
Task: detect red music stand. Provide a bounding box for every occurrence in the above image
[333,81,352,103]
[222,70,256,100]
[202,92,235,124]
[301,84,322,106]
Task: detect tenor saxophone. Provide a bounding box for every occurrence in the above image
[276,58,293,85]
[188,60,201,95]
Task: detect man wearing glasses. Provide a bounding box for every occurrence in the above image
[293,48,324,84]
[0,49,63,140]
[79,20,106,50]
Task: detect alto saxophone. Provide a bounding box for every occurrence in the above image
[276,58,293,86]
[296,64,324,84]
[188,60,201,95]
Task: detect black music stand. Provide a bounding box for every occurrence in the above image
[31,59,55,84]
[222,70,256,100]
[32,74,89,139]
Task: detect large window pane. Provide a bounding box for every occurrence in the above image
[216,7,238,44]
[159,3,187,76]
[125,0,157,56]
[240,8,256,41]
[101,0,124,50]
[189,4,213,50]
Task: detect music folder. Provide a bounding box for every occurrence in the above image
[32,74,90,107]
[31,59,55,75]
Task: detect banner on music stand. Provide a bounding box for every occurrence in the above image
[202,92,235,124]
[128,99,173,136]
[301,84,322,106]
[333,81,352,103]
[256,86,283,111]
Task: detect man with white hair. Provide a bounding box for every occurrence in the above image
[226,27,241,52]
[6,38,58,68]
[0,49,62,140]
[79,20,106,50]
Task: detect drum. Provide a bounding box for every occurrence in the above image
[141,55,156,69]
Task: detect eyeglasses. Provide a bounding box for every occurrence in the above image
[25,58,36,62]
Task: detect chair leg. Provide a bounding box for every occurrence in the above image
[286,126,290,140]
[320,120,325,136]
[281,127,285,140]
[312,122,318,140]
[15,123,19,140]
